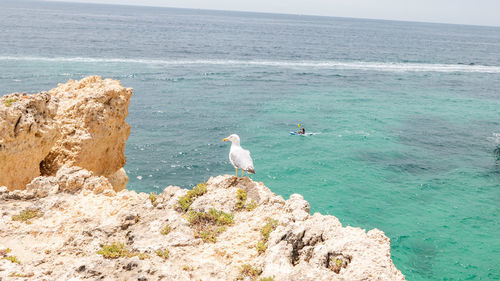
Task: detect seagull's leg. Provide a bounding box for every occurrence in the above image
[235,168,238,177]
[241,169,244,177]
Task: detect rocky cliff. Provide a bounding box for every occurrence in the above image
[0,76,131,191]
[0,77,405,280]
[0,92,59,190]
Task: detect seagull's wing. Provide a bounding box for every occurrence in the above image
[241,148,254,171]
[245,149,255,174]
[230,147,254,172]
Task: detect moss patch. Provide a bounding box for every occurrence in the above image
[97,243,130,259]
[235,188,258,211]
[3,255,21,264]
[245,200,258,211]
[259,278,275,281]
[4,98,18,107]
[236,264,262,281]
[256,240,267,254]
[0,248,12,256]
[187,208,234,243]
[97,243,149,260]
[255,218,278,255]
[327,255,350,274]
[1,248,21,265]
[177,182,207,212]
[137,252,151,260]
[149,192,158,207]
[155,249,169,260]
[260,218,278,242]
[236,188,247,210]
[160,224,171,235]
[9,272,33,278]
[12,208,42,224]
[329,257,343,273]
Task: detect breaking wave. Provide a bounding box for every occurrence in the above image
[2,56,500,73]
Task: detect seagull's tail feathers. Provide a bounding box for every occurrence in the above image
[246,167,256,174]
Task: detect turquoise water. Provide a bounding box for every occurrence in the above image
[1,1,500,279]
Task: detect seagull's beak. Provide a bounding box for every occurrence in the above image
[222,138,228,142]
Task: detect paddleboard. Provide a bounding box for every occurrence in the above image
[290,131,314,136]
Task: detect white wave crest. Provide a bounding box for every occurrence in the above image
[488,133,500,144]
[1,56,500,73]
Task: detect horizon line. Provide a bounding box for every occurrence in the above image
[39,0,500,28]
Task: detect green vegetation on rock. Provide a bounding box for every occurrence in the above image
[260,218,278,242]
[236,188,247,210]
[187,208,234,243]
[12,208,42,224]
[149,192,158,207]
[245,200,258,211]
[97,242,150,260]
[177,182,207,212]
[235,188,258,211]
[4,98,18,107]
[9,272,33,278]
[255,218,279,255]
[328,256,347,273]
[161,224,171,235]
[155,249,169,260]
[0,248,12,256]
[0,248,19,264]
[236,264,262,281]
[256,240,267,254]
[97,243,130,259]
[4,255,21,264]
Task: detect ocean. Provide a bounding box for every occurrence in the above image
[1,1,499,279]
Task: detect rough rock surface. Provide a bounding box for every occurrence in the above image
[0,175,405,280]
[0,76,131,191]
[42,76,132,181]
[0,92,59,190]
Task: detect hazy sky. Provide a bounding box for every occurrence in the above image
[50,0,500,27]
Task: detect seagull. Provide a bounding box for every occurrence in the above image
[222,134,255,177]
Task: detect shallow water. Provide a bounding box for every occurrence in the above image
[1,1,500,280]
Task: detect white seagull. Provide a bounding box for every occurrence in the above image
[223,134,255,177]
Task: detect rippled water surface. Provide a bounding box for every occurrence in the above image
[1,1,500,280]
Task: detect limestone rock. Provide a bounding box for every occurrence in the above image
[0,76,132,191]
[259,212,404,281]
[42,76,132,180]
[55,165,115,195]
[0,175,405,280]
[0,92,59,190]
[25,176,59,198]
[284,194,311,221]
[106,168,129,192]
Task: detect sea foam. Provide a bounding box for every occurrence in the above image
[1,56,500,73]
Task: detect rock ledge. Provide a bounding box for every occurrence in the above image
[0,175,404,280]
